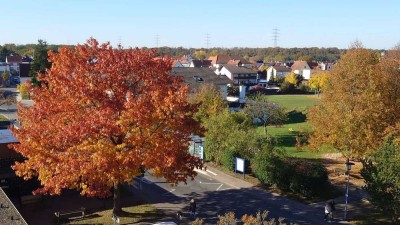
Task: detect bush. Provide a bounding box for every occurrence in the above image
[298,83,310,92]
[252,146,329,197]
[285,159,329,197]
[252,143,288,187]
[279,82,295,93]
[221,147,237,170]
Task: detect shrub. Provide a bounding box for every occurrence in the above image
[286,159,329,197]
[252,143,288,187]
[253,145,329,197]
[221,147,238,170]
[279,82,295,93]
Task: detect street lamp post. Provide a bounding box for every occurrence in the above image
[344,158,355,221]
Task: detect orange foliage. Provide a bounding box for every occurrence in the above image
[10,38,202,198]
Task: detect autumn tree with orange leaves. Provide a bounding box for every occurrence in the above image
[10,38,202,215]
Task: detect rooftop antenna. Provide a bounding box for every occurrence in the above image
[272,28,279,47]
[205,33,210,49]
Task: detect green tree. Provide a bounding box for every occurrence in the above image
[30,39,51,85]
[298,55,314,62]
[308,44,384,158]
[361,137,400,223]
[243,95,287,137]
[194,50,207,60]
[203,110,256,165]
[0,47,14,62]
[190,83,227,124]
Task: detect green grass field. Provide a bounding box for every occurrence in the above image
[259,95,323,158]
[266,95,320,112]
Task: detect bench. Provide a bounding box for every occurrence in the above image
[54,207,86,223]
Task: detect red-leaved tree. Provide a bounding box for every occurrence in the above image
[10,38,202,215]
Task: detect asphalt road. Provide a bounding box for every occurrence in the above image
[129,169,335,225]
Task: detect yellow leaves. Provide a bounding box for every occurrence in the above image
[308,46,398,158]
[285,72,298,85]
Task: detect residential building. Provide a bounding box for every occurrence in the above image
[170,67,232,97]
[266,66,291,81]
[189,60,212,68]
[5,54,22,76]
[291,60,312,80]
[208,54,231,68]
[219,65,258,85]
[319,62,334,71]
[171,59,184,68]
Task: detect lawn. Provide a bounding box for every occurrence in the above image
[259,95,323,158]
[266,94,320,112]
[68,204,164,225]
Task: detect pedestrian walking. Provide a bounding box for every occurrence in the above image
[189,198,196,218]
[324,201,332,222]
[329,200,336,220]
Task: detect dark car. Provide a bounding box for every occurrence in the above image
[11,76,20,85]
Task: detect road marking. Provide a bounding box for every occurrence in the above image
[206,169,217,176]
[216,184,223,191]
[199,181,221,185]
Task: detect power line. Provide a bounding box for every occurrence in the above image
[205,33,210,49]
[155,34,159,48]
[272,28,279,47]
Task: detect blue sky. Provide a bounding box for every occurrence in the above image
[3,0,400,49]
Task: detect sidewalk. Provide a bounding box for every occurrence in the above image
[195,164,373,224]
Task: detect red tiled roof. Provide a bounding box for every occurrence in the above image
[291,61,308,70]
[208,55,231,64]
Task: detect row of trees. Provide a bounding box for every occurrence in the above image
[1,42,348,63]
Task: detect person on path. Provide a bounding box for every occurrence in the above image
[189,198,196,218]
[324,201,332,222]
[329,200,336,220]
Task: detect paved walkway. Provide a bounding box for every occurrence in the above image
[152,164,374,224]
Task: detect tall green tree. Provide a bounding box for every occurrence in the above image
[308,43,385,158]
[190,83,227,124]
[30,39,52,84]
[203,110,256,165]
[0,47,14,62]
[361,137,400,223]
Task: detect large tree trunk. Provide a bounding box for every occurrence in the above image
[113,183,122,216]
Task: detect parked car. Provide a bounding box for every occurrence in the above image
[11,76,20,85]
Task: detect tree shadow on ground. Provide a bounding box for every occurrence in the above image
[285,110,307,124]
[275,134,296,148]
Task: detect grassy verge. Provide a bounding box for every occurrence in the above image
[68,204,164,225]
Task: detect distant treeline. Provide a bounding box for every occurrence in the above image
[0,42,383,63]
[157,47,348,62]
